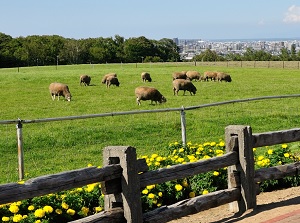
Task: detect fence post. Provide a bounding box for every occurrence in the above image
[102,146,142,223]
[180,106,187,146]
[225,125,256,214]
[16,119,24,181]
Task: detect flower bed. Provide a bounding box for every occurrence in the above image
[1,141,299,222]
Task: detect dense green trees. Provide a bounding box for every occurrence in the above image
[0,33,179,68]
[1,31,299,68]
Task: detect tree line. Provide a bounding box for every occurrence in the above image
[1,32,299,68]
[0,32,180,68]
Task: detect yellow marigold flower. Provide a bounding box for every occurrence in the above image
[202,155,211,159]
[81,207,89,216]
[142,189,149,195]
[174,142,179,145]
[189,192,196,198]
[55,209,62,214]
[61,202,69,209]
[67,209,76,216]
[218,141,225,147]
[28,205,35,211]
[148,193,155,199]
[34,209,45,218]
[35,220,42,223]
[179,148,184,153]
[267,149,273,155]
[202,190,209,195]
[198,147,204,151]
[17,180,25,184]
[177,157,185,163]
[146,185,155,190]
[94,207,103,213]
[152,199,157,204]
[284,153,290,158]
[2,216,10,222]
[282,144,288,149]
[253,148,256,152]
[87,163,93,167]
[43,205,53,214]
[12,214,23,222]
[213,171,220,176]
[151,154,158,159]
[278,161,282,165]
[215,149,224,155]
[175,184,183,191]
[187,142,192,146]
[182,180,188,187]
[156,156,163,162]
[257,160,263,166]
[158,192,163,197]
[157,203,162,207]
[154,161,160,166]
[76,187,83,192]
[9,205,19,214]
[258,155,264,161]
[210,142,216,146]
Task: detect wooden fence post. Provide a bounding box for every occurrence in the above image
[225,125,256,214]
[102,146,142,223]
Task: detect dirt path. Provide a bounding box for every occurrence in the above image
[167,186,300,223]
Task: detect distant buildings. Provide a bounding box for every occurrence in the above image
[175,38,300,60]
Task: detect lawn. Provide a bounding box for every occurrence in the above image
[0,62,300,183]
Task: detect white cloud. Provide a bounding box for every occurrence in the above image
[283,5,300,23]
[258,19,265,25]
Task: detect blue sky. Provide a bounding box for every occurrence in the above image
[1,0,300,40]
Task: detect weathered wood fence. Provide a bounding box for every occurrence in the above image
[1,125,300,223]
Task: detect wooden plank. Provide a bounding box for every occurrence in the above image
[69,208,126,223]
[254,162,300,183]
[0,165,122,204]
[139,151,238,188]
[143,188,240,223]
[252,128,300,148]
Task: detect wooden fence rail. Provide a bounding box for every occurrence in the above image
[1,125,300,223]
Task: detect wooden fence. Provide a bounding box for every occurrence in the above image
[1,125,300,223]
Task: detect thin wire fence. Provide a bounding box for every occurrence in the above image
[1,94,300,183]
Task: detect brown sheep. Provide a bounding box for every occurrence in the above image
[49,83,72,101]
[101,73,117,84]
[141,72,152,82]
[135,86,166,105]
[106,76,120,88]
[173,79,197,96]
[216,72,232,82]
[80,74,91,86]
[203,71,218,81]
[186,70,202,81]
[172,71,187,80]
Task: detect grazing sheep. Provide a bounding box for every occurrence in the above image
[80,74,91,86]
[101,73,117,84]
[49,82,72,101]
[135,86,166,105]
[141,72,152,82]
[186,70,202,81]
[106,76,120,88]
[173,79,197,96]
[172,71,187,80]
[203,71,218,81]
[216,72,232,82]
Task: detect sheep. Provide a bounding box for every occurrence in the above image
[203,71,218,81]
[106,76,120,88]
[135,86,166,105]
[186,70,202,81]
[101,73,117,84]
[172,71,187,80]
[141,72,152,82]
[172,79,197,96]
[49,82,72,101]
[80,74,91,86]
[216,72,232,82]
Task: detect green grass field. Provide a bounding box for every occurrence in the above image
[0,62,300,183]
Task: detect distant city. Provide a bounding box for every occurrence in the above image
[173,38,300,60]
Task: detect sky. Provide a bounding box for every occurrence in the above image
[1,0,300,41]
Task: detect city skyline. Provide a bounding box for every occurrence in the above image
[1,1,300,40]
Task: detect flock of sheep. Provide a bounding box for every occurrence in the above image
[48,70,232,105]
